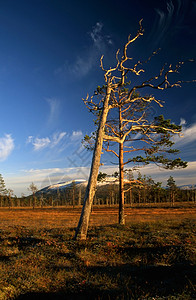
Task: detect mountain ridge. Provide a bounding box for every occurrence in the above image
[37,177,196,195]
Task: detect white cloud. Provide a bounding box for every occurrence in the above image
[5,166,91,196]
[26,136,33,144]
[136,161,196,186]
[26,130,83,152]
[100,160,196,186]
[71,130,83,141]
[179,118,186,126]
[25,167,65,178]
[24,166,89,182]
[0,134,14,161]
[5,159,196,196]
[151,0,188,48]
[22,161,195,189]
[90,22,113,48]
[71,56,95,77]
[55,22,112,79]
[175,121,196,146]
[33,137,51,151]
[52,132,66,146]
[90,22,104,49]
[27,132,67,151]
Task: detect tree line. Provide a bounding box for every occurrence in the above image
[0,173,195,208]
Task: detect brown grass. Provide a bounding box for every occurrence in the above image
[0,202,195,229]
[0,202,195,299]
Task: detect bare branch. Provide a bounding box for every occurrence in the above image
[120,19,144,67]
[103,143,119,158]
[121,96,164,107]
[100,55,120,83]
[123,179,144,192]
[127,61,196,100]
[105,123,119,137]
[104,124,181,144]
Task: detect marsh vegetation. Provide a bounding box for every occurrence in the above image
[0,204,195,299]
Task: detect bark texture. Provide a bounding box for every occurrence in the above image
[74,85,112,240]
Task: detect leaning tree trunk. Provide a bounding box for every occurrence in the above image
[74,85,112,240]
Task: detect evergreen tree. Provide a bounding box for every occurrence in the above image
[167,176,177,206]
[0,174,7,195]
[97,172,107,182]
[0,174,7,207]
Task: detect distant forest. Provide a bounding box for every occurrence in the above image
[0,174,195,208]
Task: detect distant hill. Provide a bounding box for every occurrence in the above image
[38,179,87,195]
[36,177,196,195]
[178,184,196,190]
[37,177,125,195]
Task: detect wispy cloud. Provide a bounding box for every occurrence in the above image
[46,98,60,125]
[25,166,89,182]
[70,130,83,141]
[179,118,186,126]
[7,160,196,196]
[89,22,111,50]
[136,161,196,186]
[0,134,14,161]
[27,130,83,152]
[27,132,67,151]
[52,132,66,146]
[150,0,189,48]
[100,160,196,186]
[33,137,51,151]
[55,22,112,79]
[90,22,103,42]
[5,166,91,195]
[175,120,196,146]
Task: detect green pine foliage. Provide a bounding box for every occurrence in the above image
[0,174,7,196]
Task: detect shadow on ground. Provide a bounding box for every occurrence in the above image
[16,263,195,299]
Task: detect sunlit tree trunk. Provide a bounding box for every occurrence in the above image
[74,85,112,240]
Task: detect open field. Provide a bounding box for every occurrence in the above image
[0,202,195,229]
[0,203,195,299]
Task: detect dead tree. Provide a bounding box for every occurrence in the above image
[75,18,195,238]
[96,35,195,224]
[74,20,144,240]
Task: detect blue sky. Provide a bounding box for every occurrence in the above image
[0,0,196,196]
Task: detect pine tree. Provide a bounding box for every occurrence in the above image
[0,174,7,196]
[167,176,177,206]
